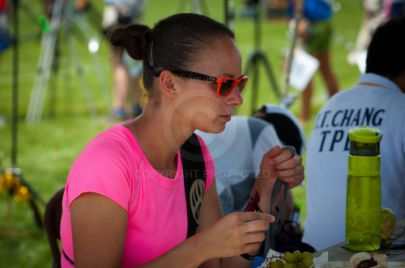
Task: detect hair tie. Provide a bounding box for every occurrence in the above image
[148,42,154,67]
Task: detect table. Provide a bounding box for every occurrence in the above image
[316,219,405,262]
[319,243,405,262]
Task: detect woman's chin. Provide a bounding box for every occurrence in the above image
[210,127,225,134]
[198,122,226,134]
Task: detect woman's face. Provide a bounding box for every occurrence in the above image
[171,37,245,134]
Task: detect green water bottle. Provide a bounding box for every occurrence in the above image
[345,126,382,251]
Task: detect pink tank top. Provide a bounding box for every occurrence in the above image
[60,125,214,267]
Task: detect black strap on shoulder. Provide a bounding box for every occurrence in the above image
[180,133,206,238]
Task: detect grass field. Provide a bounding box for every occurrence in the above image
[0,0,363,267]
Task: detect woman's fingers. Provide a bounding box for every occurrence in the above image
[226,212,273,239]
[243,218,271,233]
[237,211,274,223]
[241,242,263,255]
[277,164,304,178]
[208,211,277,257]
[275,153,302,170]
[237,213,272,253]
[277,174,304,188]
[261,145,282,161]
[269,147,304,187]
[261,145,299,169]
[242,232,266,244]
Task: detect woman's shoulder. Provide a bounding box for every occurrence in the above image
[88,125,137,152]
[73,124,140,167]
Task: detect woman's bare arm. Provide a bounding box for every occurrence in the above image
[71,186,272,268]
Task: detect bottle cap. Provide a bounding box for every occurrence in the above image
[349,127,382,156]
[349,127,382,143]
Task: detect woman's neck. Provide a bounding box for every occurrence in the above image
[125,104,193,177]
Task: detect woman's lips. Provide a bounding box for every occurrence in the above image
[220,115,232,121]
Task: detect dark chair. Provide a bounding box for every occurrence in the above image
[44,187,65,268]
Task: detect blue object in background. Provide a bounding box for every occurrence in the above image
[251,256,265,268]
[287,0,332,20]
[0,28,12,53]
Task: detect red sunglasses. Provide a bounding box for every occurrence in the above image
[155,69,248,96]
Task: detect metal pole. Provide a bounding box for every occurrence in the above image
[254,1,261,51]
[284,0,303,99]
[224,0,229,26]
[11,0,19,168]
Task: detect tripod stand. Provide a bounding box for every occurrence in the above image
[0,0,45,236]
[26,0,63,123]
[26,0,107,123]
[244,0,280,114]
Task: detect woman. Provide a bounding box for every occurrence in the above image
[60,13,304,268]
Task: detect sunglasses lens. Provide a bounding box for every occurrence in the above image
[237,78,247,93]
[218,79,235,96]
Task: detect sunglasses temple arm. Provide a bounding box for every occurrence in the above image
[264,179,289,253]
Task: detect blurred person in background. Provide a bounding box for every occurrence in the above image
[197,116,284,215]
[60,13,305,267]
[348,0,405,66]
[198,112,315,256]
[303,16,405,250]
[384,0,405,18]
[347,0,384,65]
[198,115,311,255]
[102,0,146,120]
[198,104,307,216]
[290,0,340,123]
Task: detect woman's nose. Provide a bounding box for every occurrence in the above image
[226,88,243,107]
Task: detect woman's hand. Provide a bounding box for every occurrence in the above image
[195,211,274,259]
[257,145,304,190]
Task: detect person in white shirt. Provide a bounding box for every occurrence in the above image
[198,116,282,214]
[303,16,405,250]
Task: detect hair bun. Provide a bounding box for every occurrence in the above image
[110,24,151,60]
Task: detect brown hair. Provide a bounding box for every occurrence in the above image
[110,13,235,91]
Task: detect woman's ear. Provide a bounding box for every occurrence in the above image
[158,70,177,97]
